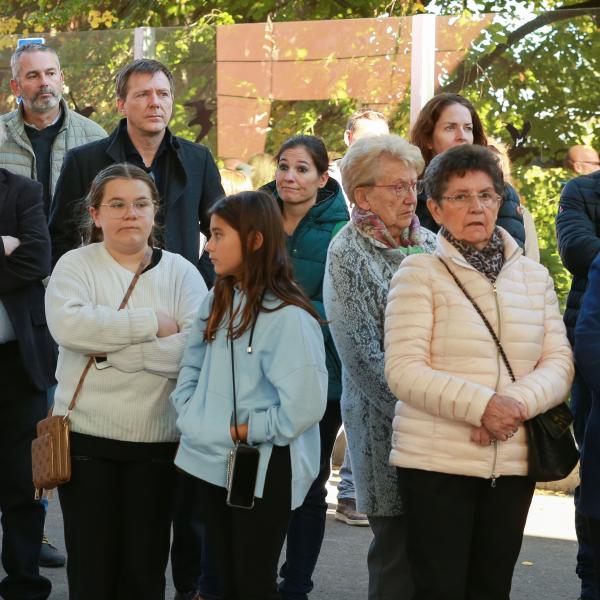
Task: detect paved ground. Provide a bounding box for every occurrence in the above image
[2,486,582,599]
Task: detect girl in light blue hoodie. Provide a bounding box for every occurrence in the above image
[171,191,328,600]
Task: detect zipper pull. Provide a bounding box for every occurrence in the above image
[491,474,497,488]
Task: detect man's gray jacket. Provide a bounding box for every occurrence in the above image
[0,99,106,204]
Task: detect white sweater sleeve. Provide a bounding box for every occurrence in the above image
[46,251,158,354]
[106,261,208,378]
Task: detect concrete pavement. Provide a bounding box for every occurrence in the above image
[2,488,581,599]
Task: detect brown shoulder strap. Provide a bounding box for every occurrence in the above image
[66,249,151,413]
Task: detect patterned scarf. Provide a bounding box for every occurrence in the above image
[351,206,422,250]
[442,226,504,283]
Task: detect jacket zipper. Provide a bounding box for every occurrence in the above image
[447,247,520,487]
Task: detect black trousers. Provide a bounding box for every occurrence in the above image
[398,468,535,600]
[171,471,219,598]
[279,401,342,600]
[0,341,50,600]
[195,445,292,600]
[58,434,177,600]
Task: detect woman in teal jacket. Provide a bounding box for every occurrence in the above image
[171,191,328,600]
[262,134,349,600]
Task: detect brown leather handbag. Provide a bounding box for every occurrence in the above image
[31,251,149,499]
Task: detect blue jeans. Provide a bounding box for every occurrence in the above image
[279,402,342,600]
[572,369,599,600]
[337,445,356,501]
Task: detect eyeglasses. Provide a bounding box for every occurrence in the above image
[576,160,600,166]
[100,199,156,218]
[365,180,424,198]
[441,191,502,207]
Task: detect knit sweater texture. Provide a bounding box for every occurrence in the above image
[46,243,207,443]
[323,223,436,516]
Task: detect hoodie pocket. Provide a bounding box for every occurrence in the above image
[177,388,233,453]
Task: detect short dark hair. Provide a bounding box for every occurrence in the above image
[11,44,60,78]
[275,135,329,176]
[115,59,174,100]
[345,108,388,133]
[410,93,487,166]
[424,144,504,203]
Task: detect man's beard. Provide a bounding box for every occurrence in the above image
[27,87,62,113]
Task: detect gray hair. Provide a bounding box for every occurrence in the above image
[339,134,425,204]
[11,44,60,79]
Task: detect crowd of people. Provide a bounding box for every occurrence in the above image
[0,40,599,600]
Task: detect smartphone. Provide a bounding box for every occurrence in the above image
[226,443,260,509]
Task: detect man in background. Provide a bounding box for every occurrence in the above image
[0,43,106,217]
[565,145,600,176]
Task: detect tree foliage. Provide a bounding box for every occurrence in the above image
[1,0,598,303]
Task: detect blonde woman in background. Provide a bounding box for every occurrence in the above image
[248,153,277,189]
[219,168,253,196]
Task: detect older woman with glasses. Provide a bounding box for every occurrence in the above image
[384,144,573,600]
[323,134,435,599]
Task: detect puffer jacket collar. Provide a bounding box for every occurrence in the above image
[435,226,523,276]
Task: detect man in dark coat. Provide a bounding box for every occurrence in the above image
[48,58,223,287]
[556,169,600,600]
[0,167,56,600]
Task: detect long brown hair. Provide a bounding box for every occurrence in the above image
[204,191,320,341]
[410,93,487,166]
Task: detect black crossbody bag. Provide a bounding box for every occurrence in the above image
[439,258,579,482]
[225,300,261,509]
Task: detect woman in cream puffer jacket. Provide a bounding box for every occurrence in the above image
[384,145,573,600]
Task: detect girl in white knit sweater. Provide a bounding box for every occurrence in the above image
[45,163,207,600]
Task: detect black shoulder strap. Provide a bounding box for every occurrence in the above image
[438,257,516,384]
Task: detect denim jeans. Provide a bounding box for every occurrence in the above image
[572,369,599,600]
[337,445,356,501]
[279,402,342,600]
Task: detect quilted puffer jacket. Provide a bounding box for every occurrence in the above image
[384,228,573,480]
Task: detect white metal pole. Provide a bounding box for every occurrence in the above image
[133,27,155,59]
[410,14,436,128]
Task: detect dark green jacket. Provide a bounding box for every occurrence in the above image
[263,178,349,401]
